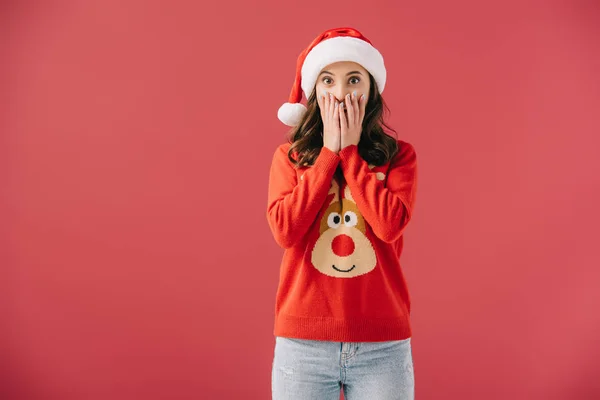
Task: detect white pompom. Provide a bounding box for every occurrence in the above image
[277,102,307,126]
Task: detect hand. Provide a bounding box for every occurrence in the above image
[318,91,341,154]
[340,91,366,149]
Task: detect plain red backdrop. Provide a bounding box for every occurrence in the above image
[1,1,599,399]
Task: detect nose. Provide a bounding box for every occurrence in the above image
[331,234,355,257]
[333,87,349,104]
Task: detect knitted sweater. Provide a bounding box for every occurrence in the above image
[266,139,418,342]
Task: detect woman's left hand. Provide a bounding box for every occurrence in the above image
[340,91,367,149]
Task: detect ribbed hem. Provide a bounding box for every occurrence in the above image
[274,314,412,342]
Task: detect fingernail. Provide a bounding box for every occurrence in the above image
[353,91,356,98]
[361,94,365,100]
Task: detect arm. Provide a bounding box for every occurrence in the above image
[338,141,418,243]
[266,144,340,249]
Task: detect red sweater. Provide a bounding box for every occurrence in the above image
[266,139,418,342]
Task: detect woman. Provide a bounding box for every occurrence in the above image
[267,27,418,400]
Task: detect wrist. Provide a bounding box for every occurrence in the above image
[339,143,358,157]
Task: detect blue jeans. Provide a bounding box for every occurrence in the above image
[272,336,414,399]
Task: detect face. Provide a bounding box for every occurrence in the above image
[314,61,371,106]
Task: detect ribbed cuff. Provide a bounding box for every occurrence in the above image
[338,144,361,169]
[313,146,341,174]
[338,143,358,158]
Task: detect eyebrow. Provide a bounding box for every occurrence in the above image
[319,70,363,77]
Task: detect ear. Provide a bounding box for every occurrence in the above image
[343,184,355,203]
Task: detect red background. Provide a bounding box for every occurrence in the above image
[2,1,599,399]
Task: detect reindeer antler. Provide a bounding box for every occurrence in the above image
[328,178,340,206]
[344,184,354,202]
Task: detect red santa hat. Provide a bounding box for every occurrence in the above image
[277,27,386,127]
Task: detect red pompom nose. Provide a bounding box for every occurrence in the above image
[331,234,355,257]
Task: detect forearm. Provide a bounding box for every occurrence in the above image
[267,146,340,248]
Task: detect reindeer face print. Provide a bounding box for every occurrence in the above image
[302,164,386,278]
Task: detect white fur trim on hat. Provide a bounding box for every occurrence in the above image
[277,102,308,127]
[300,36,386,99]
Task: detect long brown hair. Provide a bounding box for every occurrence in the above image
[286,73,399,178]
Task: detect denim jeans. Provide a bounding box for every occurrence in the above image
[272,336,414,399]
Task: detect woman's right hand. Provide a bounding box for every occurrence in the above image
[318,91,341,154]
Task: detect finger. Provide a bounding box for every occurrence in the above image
[345,93,355,127]
[352,91,360,125]
[339,100,347,134]
[328,93,335,122]
[359,93,367,123]
[321,91,328,120]
[317,91,325,118]
[333,98,340,129]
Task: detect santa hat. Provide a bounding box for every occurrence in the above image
[277,27,386,127]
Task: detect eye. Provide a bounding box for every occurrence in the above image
[349,76,360,84]
[327,212,342,229]
[322,77,333,84]
[343,211,358,227]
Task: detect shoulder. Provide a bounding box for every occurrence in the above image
[274,141,293,152]
[396,139,416,154]
[270,142,297,167]
[391,139,417,165]
[271,141,292,157]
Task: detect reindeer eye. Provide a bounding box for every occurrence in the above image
[343,211,358,227]
[327,212,342,229]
